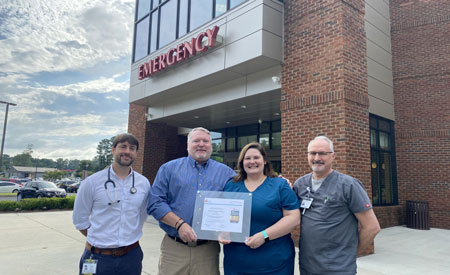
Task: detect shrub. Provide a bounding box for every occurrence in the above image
[0,196,75,211]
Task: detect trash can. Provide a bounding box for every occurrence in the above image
[406,200,430,230]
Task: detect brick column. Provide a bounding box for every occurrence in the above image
[128,103,147,174]
[128,104,187,183]
[142,122,187,183]
[282,0,371,252]
[390,0,450,229]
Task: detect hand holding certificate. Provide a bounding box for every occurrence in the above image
[192,191,252,243]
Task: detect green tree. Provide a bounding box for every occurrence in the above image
[77,160,95,172]
[13,153,33,167]
[43,170,67,182]
[55,158,69,170]
[96,137,113,170]
[38,158,56,168]
[0,154,12,174]
[68,159,80,170]
[12,144,34,167]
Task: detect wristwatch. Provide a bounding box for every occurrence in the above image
[261,230,270,242]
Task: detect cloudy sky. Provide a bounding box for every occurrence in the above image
[0,0,136,160]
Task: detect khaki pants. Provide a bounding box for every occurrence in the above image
[158,234,220,275]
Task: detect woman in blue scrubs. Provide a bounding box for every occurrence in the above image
[222,142,300,275]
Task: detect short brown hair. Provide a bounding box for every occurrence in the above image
[233,142,276,182]
[112,133,139,150]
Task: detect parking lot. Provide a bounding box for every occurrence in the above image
[0,211,449,275]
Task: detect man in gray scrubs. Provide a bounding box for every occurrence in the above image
[293,136,380,275]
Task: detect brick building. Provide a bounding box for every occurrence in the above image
[128,0,450,231]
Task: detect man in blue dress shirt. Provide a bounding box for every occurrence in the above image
[148,127,236,275]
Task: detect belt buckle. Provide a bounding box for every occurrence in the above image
[187,241,197,247]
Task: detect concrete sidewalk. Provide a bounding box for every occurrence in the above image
[0,211,449,275]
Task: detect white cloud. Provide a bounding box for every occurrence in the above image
[5,110,129,160]
[0,0,134,76]
[0,0,135,161]
[36,77,129,97]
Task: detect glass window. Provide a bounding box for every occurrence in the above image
[211,155,224,163]
[227,137,235,152]
[238,135,257,150]
[215,0,227,17]
[227,127,236,137]
[137,0,151,20]
[190,0,213,31]
[272,132,281,150]
[370,117,377,128]
[159,1,177,48]
[379,132,390,150]
[260,122,270,133]
[133,0,252,62]
[379,120,390,132]
[237,124,257,136]
[134,17,150,62]
[212,138,225,153]
[150,0,158,10]
[380,152,393,204]
[150,11,158,52]
[370,130,377,148]
[259,133,270,149]
[370,114,397,206]
[211,135,225,163]
[230,0,246,9]
[272,161,281,175]
[371,151,380,205]
[272,120,281,132]
[178,0,188,37]
[210,130,224,139]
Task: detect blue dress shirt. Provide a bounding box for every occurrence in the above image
[147,156,236,237]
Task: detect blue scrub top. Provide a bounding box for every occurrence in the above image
[223,177,300,273]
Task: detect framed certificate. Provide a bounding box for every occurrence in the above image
[192,191,252,243]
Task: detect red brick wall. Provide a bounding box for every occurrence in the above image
[282,0,370,184]
[128,103,147,174]
[391,0,450,229]
[128,104,187,183]
[373,205,404,229]
[142,122,187,183]
[282,0,372,250]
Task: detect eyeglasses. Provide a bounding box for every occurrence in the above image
[308,151,334,156]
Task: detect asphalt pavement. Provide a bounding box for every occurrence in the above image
[0,211,449,275]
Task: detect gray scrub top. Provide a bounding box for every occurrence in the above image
[293,170,372,275]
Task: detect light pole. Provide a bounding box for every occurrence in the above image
[35,155,39,180]
[0,101,17,171]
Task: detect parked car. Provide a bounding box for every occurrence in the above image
[67,181,81,193]
[0,181,21,193]
[9,178,31,187]
[56,180,76,191]
[17,181,67,201]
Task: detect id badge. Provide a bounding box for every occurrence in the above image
[82,258,97,275]
[301,198,313,209]
[301,197,313,215]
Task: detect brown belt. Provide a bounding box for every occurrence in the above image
[85,241,139,257]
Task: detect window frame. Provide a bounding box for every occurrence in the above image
[132,0,250,63]
[370,114,398,206]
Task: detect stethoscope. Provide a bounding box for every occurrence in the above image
[104,166,136,205]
